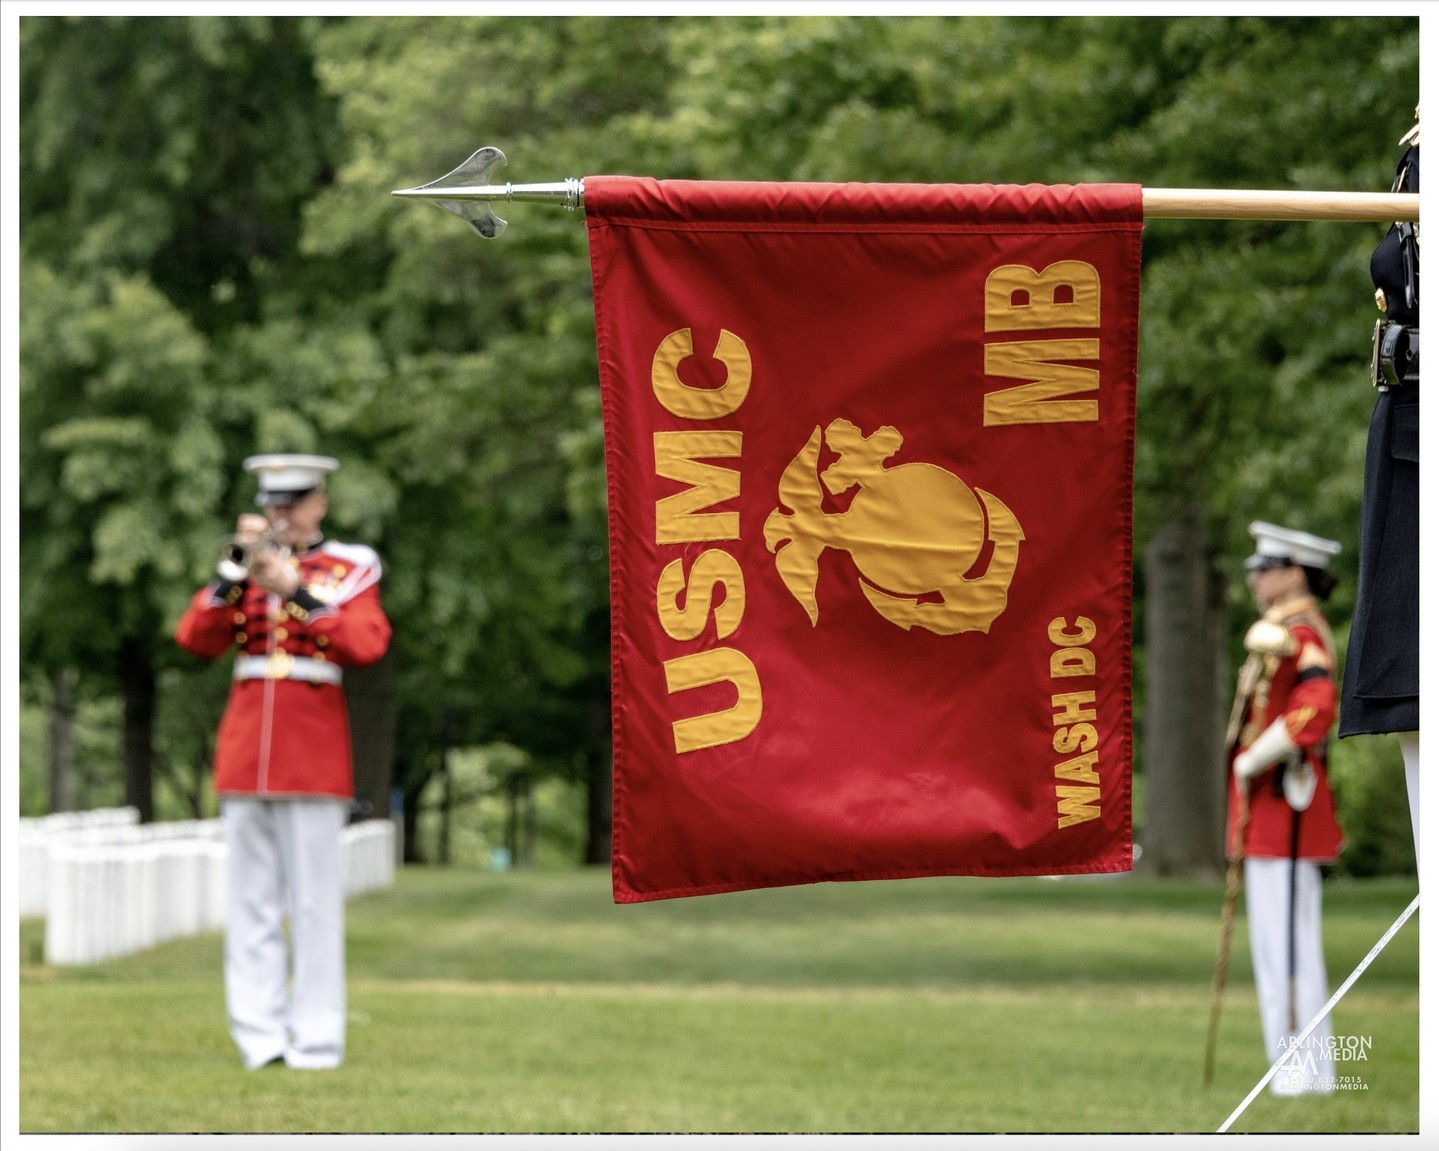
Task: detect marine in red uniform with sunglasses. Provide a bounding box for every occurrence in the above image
[1226,521,1344,1095]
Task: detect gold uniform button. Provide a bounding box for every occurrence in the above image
[275,627,289,642]
[232,612,246,625]
[315,635,329,647]
[234,633,247,645]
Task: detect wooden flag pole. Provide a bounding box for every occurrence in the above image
[1141,187,1418,222]
[391,148,1420,235]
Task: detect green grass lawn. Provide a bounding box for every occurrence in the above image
[17,867,1418,1135]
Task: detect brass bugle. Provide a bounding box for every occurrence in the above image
[217,520,290,582]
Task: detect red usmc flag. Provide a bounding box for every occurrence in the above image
[585,178,1143,903]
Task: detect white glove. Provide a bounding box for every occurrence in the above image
[1283,761,1317,811]
[1233,717,1298,785]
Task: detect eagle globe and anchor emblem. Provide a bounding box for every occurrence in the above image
[763,419,1024,636]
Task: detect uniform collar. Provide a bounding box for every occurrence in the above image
[1267,594,1320,623]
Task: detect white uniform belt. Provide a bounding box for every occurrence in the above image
[233,653,343,685]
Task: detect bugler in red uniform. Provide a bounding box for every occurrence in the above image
[176,452,391,1072]
[175,539,391,798]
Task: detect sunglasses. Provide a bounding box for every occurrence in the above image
[1246,557,1294,572]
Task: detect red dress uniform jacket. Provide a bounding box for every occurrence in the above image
[1225,597,1344,863]
[175,540,392,799]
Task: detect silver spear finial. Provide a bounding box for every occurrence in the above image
[391,147,584,238]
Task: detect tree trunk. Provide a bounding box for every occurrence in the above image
[117,636,156,823]
[583,698,613,865]
[48,666,78,813]
[522,777,537,867]
[505,772,522,866]
[345,649,397,821]
[583,750,613,866]
[401,763,425,865]
[1138,518,1229,877]
[502,771,538,867]
[439,747,453,865]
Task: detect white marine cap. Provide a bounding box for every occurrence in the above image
[1245,521,1342,571]
[244,453,339,507]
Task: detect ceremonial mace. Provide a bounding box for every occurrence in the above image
[1203,652,1265,1086]
[1205,796,1249,1086]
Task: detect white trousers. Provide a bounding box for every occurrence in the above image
[1244,857,1334,1095]
[222,797,348,1070]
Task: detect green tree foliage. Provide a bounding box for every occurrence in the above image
[19,258,220,818]
[19,15,354,820]
[21,15,340,334]
[296,17,652,856]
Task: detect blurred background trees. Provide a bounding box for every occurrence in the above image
[16,14,1420,876]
